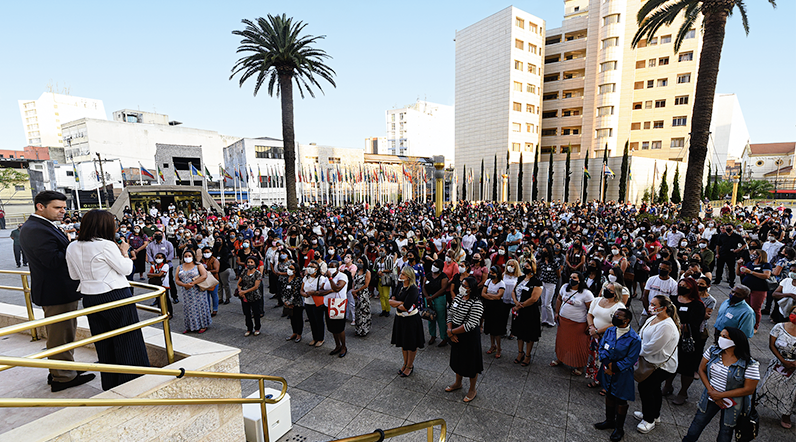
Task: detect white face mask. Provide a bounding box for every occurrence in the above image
[445,256,452,262]
[611,249,619,256]
[498,249,505,255]
[717,336,735,350]
[328,249,335,255]
[459,286,467,296]
[155,258,164,264]
[203,252,212,258]
[506,266,514,273]
[680,241,688,247]
[431,265,440,273]
[607,274,617,283]
[307,267,316,276]
[648,305,661,315]
[184,257,193,263]
[287,269,294,276]
[699,243,707,249]
[458,266,466,273]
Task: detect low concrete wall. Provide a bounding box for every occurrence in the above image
[0,303,247,442]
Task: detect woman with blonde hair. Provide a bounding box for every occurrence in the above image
[511,259,543,366]
[390,266,425,376]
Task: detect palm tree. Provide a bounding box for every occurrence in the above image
[230,14,336,210]
[632,0,777,218]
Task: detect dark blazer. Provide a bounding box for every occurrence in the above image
[19,216,80,306]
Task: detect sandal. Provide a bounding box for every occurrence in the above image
[514,351,525,364]
[599,389,606,396]
[521,355,531,367]
[463,392,477,403]
[486,346,497,355]
[781,417,792,429]
[571,369,583,376]
[494,350,501,359]
[549,360,561,367]
[445,384,463,393]
[587,380,601,389]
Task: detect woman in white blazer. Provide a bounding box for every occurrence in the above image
[66,210,150,391]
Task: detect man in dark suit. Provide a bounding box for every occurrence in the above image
[20,191,95,392]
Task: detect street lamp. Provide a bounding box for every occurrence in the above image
[774,158,783,198]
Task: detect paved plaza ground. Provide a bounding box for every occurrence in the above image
[0,231,793,441]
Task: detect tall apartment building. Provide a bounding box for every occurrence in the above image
[18,92,106,147]
[538,0,703,200]
[454,6,545,200]
[386,101,454,166]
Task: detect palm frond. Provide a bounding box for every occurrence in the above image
[632,0,694,48]
[673,3,701,52]
[636,0,672,25]
[734,1,750,35]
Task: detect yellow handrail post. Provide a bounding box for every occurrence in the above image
[427,426,433,442]
[259,378,269,442]
[158,291,175,364]
[20,274,38,341]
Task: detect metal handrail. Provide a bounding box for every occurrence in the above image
[332,419,447,442]
[0,270,174,366]
[0,356,288,442]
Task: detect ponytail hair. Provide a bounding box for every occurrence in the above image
[653,294,681,333]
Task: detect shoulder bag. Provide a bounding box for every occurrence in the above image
[197,272,219,291]
[634,321,677,382]
[734,392,759,442]
[679,324,696,353]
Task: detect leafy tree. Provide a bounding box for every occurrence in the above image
[632,0,778,218]
[532,145,539,201]
[0,168,29,209]
[564,144,571,203]
[231,14,336,210]
[546,147,554,202]
[671,164,682,204]
[618,141,629,203]
[461,163,466,201]
[517,152,524,202]
[740,179,773,199]
[492,155,498,201]
[642,187,652,203]
[657,165,669,203]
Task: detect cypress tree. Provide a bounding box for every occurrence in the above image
[480,159,484,200]
[601,144,609,202]
[546,147,554,202]
[582,147,590,202]
[618,140,629,203]
[710,166,719,200]
[657,165,669,203]
[492,155,498,201]
[671,164,682,204]
[564,144,571,203]
[506,150,511,201]
[532,144,539,201]
[517,152,524,202]
[461,163,467,201]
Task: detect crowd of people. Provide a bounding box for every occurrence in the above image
[15,190,796,441]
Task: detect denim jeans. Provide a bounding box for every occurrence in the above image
[682,400,734,442]
[206,285,219,312]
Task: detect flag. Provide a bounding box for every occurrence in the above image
[604,164,616,178]
[248,165,255,180]
[120,163,127,182]
[584,167,591,179]
[157,165,165,182]
[628,169,633,182]
[72,163,79,182]
[139,163,155,179]
[190,164,203,177]
[204,166,213,181]
[257,164,262,181]
[174,164,182,181]
[221,166,233,180]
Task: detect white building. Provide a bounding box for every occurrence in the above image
[710,93,750,172]
[455,6,545,201]
[18,92,106,147]
[386,101,454,166]
[364,137,387,154]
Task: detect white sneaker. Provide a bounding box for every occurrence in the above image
[633,411,660,424]
[636,420,656,434]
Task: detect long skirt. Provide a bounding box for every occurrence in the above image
[450,328,483,378]
[391,314,425,351]
[483,299,510,337]
[555,316,590,368]
[354,295,372,336]
[82,287,150,390]
[511,303,541,342]
[757,358,796,416]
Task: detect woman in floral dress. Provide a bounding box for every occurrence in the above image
[351,258,372,336]
[175,249,210,333]
[757,304,796,428]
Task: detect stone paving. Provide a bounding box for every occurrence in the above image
[0,230,792,441]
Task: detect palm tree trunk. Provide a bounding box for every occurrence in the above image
[681,7,728,218]
[279,71,298,210]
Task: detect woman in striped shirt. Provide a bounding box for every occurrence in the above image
[445,276,484,403]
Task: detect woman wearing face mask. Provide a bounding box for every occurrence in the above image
[175,249,210,334]
[537,246,560,327]
[593,308,641,442]
[351,258,372,337]
[445,276,484,402]
[682,327,760,441]
[768,247,796,318]
[200,246,220,317]
[490,246,508,273]
[423,259,450,346]
[608,245,628,275]
[390,266,425,376]
[605,266,630,305]
[236,238,262,277]
[325,260,349,357]
[127,224,150,281]
[757,304,796,429]
[584,259,603,298]
[470,253,488,291]
[633,295,680,434]
[565,240,586,277]
[272,248,291,309]
[236,257,262,336]
[481,266,507,359]
[301,261,330,347]
[251,228,265,256]
[147,252,173,317]
[375,246,395,317]
[772,262,796,324]
[510,260,542,366]
[662,278,706,405]
[586,282,626,390]
[264,237,280,300]
[551,272,594,376]
[339,253,358,325]
[282,262,303,343]
[736,248,771,333]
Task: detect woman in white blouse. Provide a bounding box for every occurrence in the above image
[66,210,150,391]
[633,295,680,434]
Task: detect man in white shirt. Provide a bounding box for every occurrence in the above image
[665,226,685,248]
[762,235,784,265]
[461,229,476,253]
[643,262,678,313]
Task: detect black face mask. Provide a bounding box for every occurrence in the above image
[659,269,670,278]
[677,286,690,296]
[247,264,256,270]
[569,278,578,288]
[523,267,533,275]
[729,295,743,305]
[154,234,163,241]
[611,316,627,328]
[603,289,615,299]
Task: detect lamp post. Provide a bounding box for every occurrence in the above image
[433,156,445,217]
[775,158,783,198]
[731,174,740,206]
[501,174,508,202]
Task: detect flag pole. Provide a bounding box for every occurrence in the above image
[71,159,81,211]
[220,165,225,210]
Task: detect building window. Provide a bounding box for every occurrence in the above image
[637,39,647,48]
[602,37,619,49]
[514,81,523,91]
[633,102,642,110]
[528,64,537,74]
[543,92,558,101]
[645,101,653,109]
[647,79,655,88]
[600,61,617,72]
[515,17,524,29]
[661,35,672,44]
[630,142,639,151]
[599,83,616,94]
[672,116,688,126]
[648,58,656,67]
[561,109,580,116]
[603,14,620,26]
[515,39,524,50]
[528,44,538,54]
[655,99,666,108]
[657,78,669,87]
[674,95,689,105]
[659,56,669,65]
[677,73,691,83]
[649,37,658,45]
[642,141,650,150]
[644,121,651,129]
[15,185,25,191]
[255,145,284,159]
[541,146,555,155]
[526,104,536,113]
[684,29,696,39]
[514,60,523,70]
[529,23,539,34]
[595,128,613,138]
[544,74,560,82]
[631,122,641,130]
[671,138,685,148]
[525,143,533,151]
[526,123,535,133]
[634,81,644,90]
[653,120,664,129]
[400,113,404,120]
[512,123,522,132]
[512,142,521,152]
[541,128,557,136]
[513,102,522,111]
[651,141,662,149]
[597,106,614,116]
[542,110,558,119]
[679,51,693,62]
[527,84,536,93]
[635,60,646,69]
[561,128,580,135]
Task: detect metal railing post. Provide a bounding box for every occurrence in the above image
[259,378,269,442]
[20,274,38,341]
[159,290,175,364]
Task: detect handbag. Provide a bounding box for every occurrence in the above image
[734,393,759,442]
[766,276,780,291]
[777,296,794,318]
[420,298,438,321]
[634,321,676,382]
[197,273,219,291]
[680,324,696,353]
[326,297,347,320]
